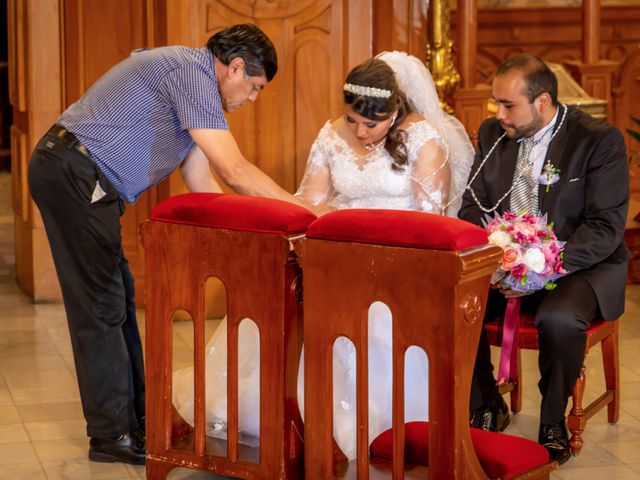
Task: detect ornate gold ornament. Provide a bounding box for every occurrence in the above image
[426,0,461,113]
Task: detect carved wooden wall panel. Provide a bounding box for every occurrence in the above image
[291,4,344,185]
[7,0,26,111]
[373,0,428,60]
[450,7,640,85]
[615,49,640,190]
[63,0,149,105]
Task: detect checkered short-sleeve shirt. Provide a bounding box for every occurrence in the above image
[59,46,228,203]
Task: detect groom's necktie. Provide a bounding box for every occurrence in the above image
[510,138,538,214]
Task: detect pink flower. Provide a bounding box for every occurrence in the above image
[501,247,523,270]
[486,219,503,231]
[541,245,555,263]
[554,262,567,275]
[509,222,537,243]
[510,263,529,280]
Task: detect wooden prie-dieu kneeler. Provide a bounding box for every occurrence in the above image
[141,193,315,479]
[298,209,558,479]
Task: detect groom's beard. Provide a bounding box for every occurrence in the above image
[501,106,545,139]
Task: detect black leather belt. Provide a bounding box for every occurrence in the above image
[47,125,92,158]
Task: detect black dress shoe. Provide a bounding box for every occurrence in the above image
[538,421,571,465]
[89,433,146,465]
[131,416,146,450]
[470,396,510,432]
[130,426,146,450]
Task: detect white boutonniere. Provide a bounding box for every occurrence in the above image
[538,160,560,192]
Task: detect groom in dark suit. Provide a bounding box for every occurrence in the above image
[458,54,629,464]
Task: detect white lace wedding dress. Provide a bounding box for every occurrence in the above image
[172,51,475,460]
[295,119,452,214]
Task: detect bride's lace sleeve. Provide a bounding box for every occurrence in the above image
[408,123,451,214]
[294,127,335,206]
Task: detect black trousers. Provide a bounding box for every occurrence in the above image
[470,274,599,425]
[28,129,145,438]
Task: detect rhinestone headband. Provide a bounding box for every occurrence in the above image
[343,83,392,99]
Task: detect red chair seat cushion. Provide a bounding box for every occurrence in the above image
[370,421,549,479]
[149,193,317,235]
[485,313,609,348]
[305,209,488,251]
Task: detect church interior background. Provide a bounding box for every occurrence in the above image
[1,0,640,478]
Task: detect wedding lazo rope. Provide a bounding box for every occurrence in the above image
[442,103,568,214]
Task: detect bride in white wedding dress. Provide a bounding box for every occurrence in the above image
[172,51,475,459]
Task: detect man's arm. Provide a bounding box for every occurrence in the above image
[180,144,223,193]
[562,127,629,272]
[189,128,307,206]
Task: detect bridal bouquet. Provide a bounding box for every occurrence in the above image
[484,211,567,293]
[483,211,567,384]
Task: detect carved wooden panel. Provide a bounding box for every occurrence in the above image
[615,49,640,191]
[63,0,149,107]
[10,124,28,221]
[7,0,26,111]
[449,7,640,85]
[373,0,428,60]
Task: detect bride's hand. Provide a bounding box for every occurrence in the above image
[308,203,335,217]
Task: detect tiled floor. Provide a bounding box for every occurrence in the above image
[1,170,639,479]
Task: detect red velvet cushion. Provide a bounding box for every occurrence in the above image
[149,193,317,235]
[370,421,549,479]
[306,209,487,251]
[486,314,609,347]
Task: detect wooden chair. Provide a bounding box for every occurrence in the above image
[141,193,316,480]
[299,209,557,479]
[485,313,619,455]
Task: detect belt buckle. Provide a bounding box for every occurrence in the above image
[77,144,90,157]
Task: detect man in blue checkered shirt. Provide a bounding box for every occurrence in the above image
[28,23,307,465]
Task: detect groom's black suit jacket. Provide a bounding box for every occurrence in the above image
[459,106,630,320]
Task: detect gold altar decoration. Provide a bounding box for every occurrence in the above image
[426,0,461,113]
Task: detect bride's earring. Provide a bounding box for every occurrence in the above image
[390,115,397,127]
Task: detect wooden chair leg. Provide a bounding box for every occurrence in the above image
[510,347,523,414]
[602,323,620,424]
[567,363,587,456]
[146,458,176,480]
